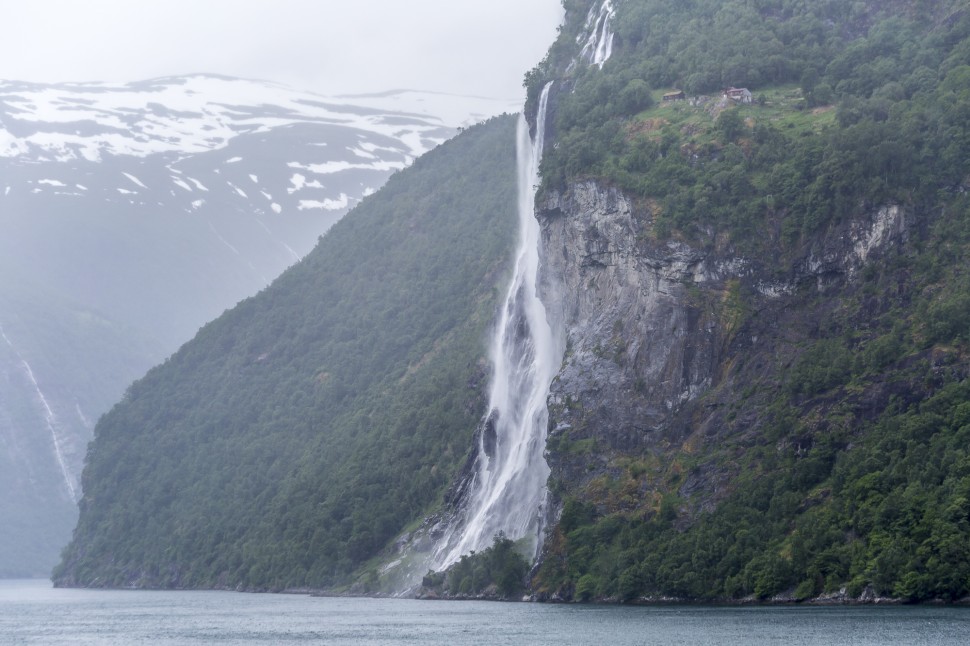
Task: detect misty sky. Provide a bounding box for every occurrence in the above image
[1,0,563,98]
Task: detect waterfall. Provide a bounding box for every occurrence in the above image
[578,0,616,69]
[431,83,560,569]
[1,325,78,502]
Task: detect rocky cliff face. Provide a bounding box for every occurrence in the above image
[536,178,912,521]
[539,182,718,451]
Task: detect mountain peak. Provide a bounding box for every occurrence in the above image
[0,75,519,163]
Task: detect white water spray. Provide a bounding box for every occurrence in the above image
[431,84,561,569]
[1,325,78,501]
[578,0,617,69]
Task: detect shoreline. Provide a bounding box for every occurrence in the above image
[41,578,970,607]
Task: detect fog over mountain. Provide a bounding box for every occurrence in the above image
[1,1,563,99]
[0,72,521,576]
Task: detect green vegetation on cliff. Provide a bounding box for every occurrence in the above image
[420,534,530,600]
[538,255,970,602]
[530,0,970,602]
[536,0,970,252]
[54,115,519,590]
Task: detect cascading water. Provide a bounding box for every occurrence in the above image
[1,324,78,502]
[414,1,618,579]
[430,83,561,569]
[578,0,616,69]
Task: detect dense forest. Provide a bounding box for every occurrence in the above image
[54,115,518,589]
[532,0,970,249]
[57,0,970,603]
[519,0,970,602]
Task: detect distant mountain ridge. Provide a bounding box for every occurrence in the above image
[0,75,517,230]
[0,74,517,577]
[0,74,519,161]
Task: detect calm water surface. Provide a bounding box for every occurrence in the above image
[1,579,968,645]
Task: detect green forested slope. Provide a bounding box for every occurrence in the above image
[57,0,970,603]
[526,0,970,602]
[54,115,518,590]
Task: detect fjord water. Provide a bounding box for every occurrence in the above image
[2,581,968,645]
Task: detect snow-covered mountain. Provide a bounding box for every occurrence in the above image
[0,74,517,159]
[0,74,519,576]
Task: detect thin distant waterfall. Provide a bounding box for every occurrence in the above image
[431,83,560,569]
[1,325,78,502]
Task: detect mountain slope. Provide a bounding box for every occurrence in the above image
[0,74,516,577]
[54,0,970,603]
[0,273,161,577]
[53,114,518,589]
[517,0,970,602]
[0,75,516,349]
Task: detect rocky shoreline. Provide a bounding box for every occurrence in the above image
[412,584,970,606]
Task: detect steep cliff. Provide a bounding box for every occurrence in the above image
[534,178,968,602]
[539,185,912,501]
[523,0,970,602]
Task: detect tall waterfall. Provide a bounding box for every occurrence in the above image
[431,83,561,569]
[578,0,616,69]
[1,325,78,502]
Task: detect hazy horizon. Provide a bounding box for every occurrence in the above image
[1,0,564,99]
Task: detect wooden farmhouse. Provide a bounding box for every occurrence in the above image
[723,87,753,104]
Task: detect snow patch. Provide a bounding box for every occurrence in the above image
[288,173,325,193]
[298,194,349,211]
[122,172,147,188]
[186,177,208,191]
[0,76,483,162]
[172,177,192,191]
[288,173,306,193]
[288,159,406,175]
